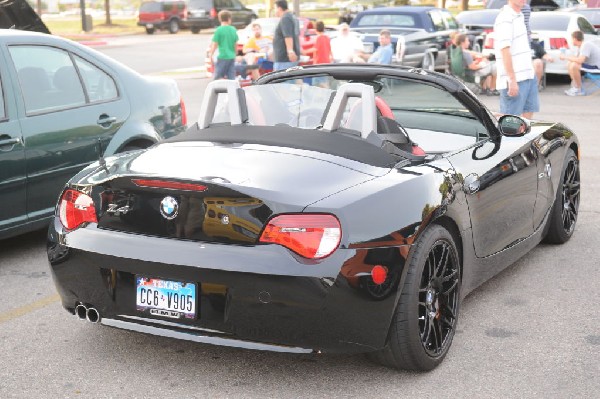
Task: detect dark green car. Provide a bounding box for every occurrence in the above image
[0,29,187,239]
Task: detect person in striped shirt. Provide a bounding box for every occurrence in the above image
[493,0,539,119]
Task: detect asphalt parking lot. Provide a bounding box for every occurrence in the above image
[1,42,599,397]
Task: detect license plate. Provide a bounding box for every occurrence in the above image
[136,277,197,319]
[146,23,154,28]
[363,42,374,53]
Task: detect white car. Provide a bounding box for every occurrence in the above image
[529,11,600,75]
[483,11,600,75]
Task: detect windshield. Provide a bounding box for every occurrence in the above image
[210,74,487,154]
[530,14,570,31]
[354,13,418,28]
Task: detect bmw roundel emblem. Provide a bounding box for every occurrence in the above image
[160,196,179,220]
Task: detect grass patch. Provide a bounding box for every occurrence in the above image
[44,17,143,36]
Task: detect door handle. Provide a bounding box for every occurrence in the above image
[463,173,481,195]
[0,137,21,147]
[97,115,117,127]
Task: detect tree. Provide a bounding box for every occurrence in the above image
[104,0,112,25]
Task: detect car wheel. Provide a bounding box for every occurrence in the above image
[169,19,180,34]
[145,27,155,34]
[421,52,435,71]
[544,149,580,244]
[191,27,200,34]
[369,224,461,371]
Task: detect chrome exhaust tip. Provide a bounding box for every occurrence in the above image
[86,307,100,323]
[75,304,87,320]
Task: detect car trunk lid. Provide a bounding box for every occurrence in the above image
[89,143,390,244]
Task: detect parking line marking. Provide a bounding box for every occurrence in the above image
[0,294,60,324]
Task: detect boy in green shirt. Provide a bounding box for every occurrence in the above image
[209,10,238,80]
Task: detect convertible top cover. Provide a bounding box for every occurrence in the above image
[165,123,399,168]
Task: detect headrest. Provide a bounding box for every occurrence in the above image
[198,80,248,129]
[322,82,377,139]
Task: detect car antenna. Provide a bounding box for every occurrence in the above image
[96,138,109,174]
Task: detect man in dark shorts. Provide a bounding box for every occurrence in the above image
[272,0,300,71]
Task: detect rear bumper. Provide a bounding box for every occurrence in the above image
[48,219,408,353]
[186,17,215,29]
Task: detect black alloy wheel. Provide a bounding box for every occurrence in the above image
[545,148,580,244]
[418,239,459,357]
[560,156,580,236]
[368,224,461,371]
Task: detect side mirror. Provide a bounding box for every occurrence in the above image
[498,115,530,137]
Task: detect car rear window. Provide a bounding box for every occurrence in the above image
[140,2,161,12]
[354,13,417,28]
[188,0,212,9]
[530,14,570,31]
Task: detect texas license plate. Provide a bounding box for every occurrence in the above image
[146,24,154,29]
[136,277,197,319]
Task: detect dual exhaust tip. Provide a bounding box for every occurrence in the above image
[74,303,101,323]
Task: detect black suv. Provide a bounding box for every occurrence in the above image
[187,0,257,33]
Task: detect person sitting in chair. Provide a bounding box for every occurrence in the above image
[560,30,600,96]
[243,22,273,81]
[456,34,499,96]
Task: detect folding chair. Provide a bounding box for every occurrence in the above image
[582,67,600,94]
[447,44,481,95]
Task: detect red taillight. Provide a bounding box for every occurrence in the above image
[132,179,207,192]
[484,36,494,49]
[210,7,217,18]
[549,38,569,50]
[259,214,341,259]
[59,189,97,230]
[180,96,187,126]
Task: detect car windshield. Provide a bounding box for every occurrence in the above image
[530,14,570,31]
[210,75,488,154]
[354,13,417,28]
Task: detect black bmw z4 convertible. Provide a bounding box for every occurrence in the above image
[47,64,580,371]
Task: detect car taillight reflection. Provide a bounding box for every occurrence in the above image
[180,96,187,126]
[59,189,98,230]
[259,214,342,259]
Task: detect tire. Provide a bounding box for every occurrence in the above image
[191,27,201,34]
[369,224,461,371]
[168,19,180,34]
[544,149,580,244]
[145,27,155,34]
[421,52,435,71]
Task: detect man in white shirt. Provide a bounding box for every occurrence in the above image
[494,0,539,119]
[560,30,600,96]
[331,23,364,63]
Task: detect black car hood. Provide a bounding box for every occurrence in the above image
[0,0,50,33]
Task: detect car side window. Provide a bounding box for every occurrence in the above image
[441,10,458,30]
[73,56,118,103]
[377,76,488,152]
[577,17,595,35]
[9,45,86,114]
[231,0,242,10]
[429,11,446,32]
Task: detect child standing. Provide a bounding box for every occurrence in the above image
[309,21,332,65]
[209,10,238,80]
